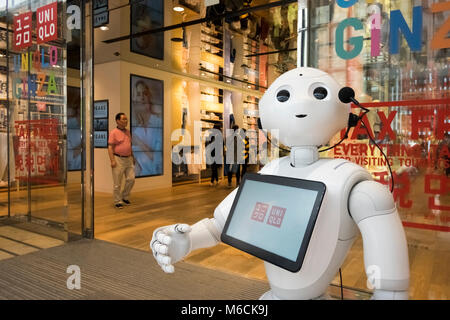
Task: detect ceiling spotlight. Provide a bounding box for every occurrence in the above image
[173,1,184,12]
[100,25,109,31]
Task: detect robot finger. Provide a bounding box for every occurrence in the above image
[154,229,168,240]
[162,264,175,273]
[157,232,172,245]
[173,223,192,234]
[154,242,169,255]
[156,253,172,265]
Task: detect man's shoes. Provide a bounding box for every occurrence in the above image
[115,203,124,209]
[122,199,131,205]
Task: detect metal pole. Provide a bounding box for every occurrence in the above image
[6,0,10,218]
[89,0,95,239]
[297,0,308,67]
[80,0,94,239]
[26,0,31,221]
[80,0,86,236]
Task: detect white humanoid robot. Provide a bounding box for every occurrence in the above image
[151,67,410,300]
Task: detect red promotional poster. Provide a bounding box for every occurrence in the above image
[14,119,61,184]
[36,2,58,44]
[13,11,32,50]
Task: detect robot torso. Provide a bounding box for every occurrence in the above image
[254,156,371,299]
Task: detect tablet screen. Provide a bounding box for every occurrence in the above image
[221,173,326,272]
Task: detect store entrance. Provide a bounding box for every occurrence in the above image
[0,0,84,241]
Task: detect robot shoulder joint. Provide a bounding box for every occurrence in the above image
[348,180,395,224]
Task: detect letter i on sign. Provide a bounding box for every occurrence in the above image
[368,5,381,57]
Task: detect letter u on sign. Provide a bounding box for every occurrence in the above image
[36,2,58,44]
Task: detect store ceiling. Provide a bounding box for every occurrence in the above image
[102,0,297,45]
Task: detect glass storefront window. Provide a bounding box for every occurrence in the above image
[1,0,69,238]
[309,0,449,295]
[0,0,446,299]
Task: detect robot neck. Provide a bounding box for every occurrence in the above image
[290,146,319,167]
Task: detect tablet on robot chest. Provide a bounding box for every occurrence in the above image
[221,173,326,273]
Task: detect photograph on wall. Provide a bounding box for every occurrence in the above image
[94,131,108,148]
[94,118,108,131]
[94,100,108,118]
[130,74,163,177]
[93,100,109,148]
[67,86,82,171]
[130,0,164,60]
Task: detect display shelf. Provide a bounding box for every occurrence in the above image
[201,40,224,52]
[201,91,222,97]
[242,95,259,135]
[201,118,223,124]
[201,29,222,39]
[200,22,224,79]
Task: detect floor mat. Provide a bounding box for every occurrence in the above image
[0,239,269,300]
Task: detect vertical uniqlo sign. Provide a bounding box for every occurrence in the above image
[36,2,58,44]
[14,12,32,50]
[267,206,286,228]
[250,202,270,222]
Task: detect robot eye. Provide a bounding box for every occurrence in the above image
[313,87,328,100]
[276,90,290,102]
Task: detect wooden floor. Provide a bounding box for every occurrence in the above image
[1,177,449,299]
[0,226,64,261]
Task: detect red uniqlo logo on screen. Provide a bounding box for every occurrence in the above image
[36,2,58,44]
[250,202,270,222]
[267,206,286,228]
[14,12,32,50]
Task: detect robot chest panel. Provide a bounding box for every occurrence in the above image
[260,158,363,281]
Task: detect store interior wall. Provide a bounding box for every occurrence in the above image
[94,60,175,192]
[91,1,270,193]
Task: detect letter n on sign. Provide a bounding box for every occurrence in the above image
[37,2,58,44]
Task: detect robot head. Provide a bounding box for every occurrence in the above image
[259,67,350,147]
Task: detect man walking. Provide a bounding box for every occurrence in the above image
[108,113,135,209]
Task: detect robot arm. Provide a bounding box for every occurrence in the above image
[150,189,239,273]
[349,180,410,300]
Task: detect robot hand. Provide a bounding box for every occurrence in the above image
[150,224,192,273]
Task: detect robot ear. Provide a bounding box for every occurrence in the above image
[257,118,263,129]
[348,113,359,128]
